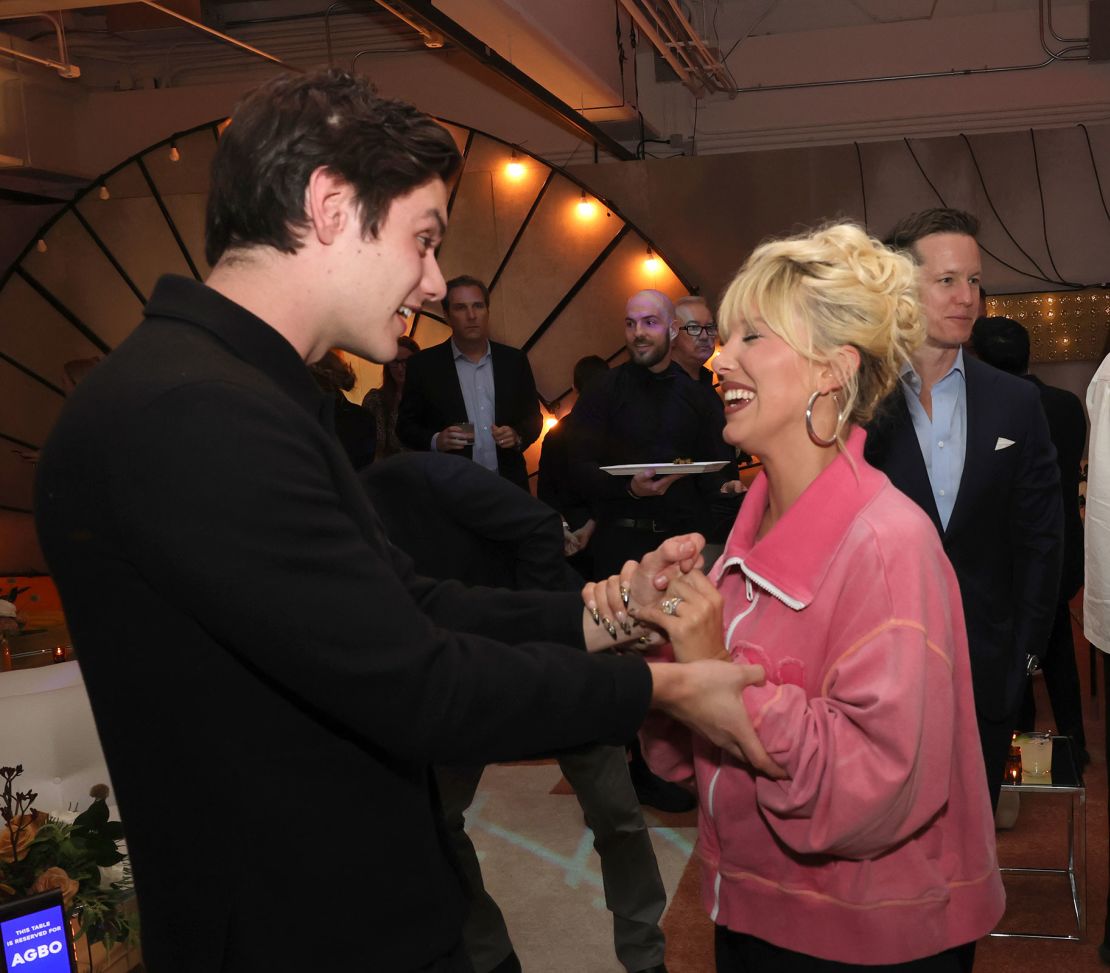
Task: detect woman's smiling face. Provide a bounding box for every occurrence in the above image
[714,312,817,456]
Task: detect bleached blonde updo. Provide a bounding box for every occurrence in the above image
[717,223,925,438]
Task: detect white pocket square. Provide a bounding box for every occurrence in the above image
[995,437,1015,451]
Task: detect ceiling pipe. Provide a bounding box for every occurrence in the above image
[660,0,736,94]
[138,0,299,72]
[373,0,444,48]
[0,11,79,78]
[733,0,1087,94]
[616,0,700,93]
[389,0,636,161]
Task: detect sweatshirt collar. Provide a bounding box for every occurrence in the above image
[710,426,884,610]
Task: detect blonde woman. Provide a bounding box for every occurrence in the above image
[588,224,1004,971]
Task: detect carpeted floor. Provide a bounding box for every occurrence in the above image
[470,615,1109,971]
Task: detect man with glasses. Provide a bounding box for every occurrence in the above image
[569,290,736,812]
[672,295,718,385]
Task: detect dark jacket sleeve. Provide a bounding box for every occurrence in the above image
[509,350,543,449]
[568,379,632,503]
[1008,387,1064,697]
[108,381,651,766]
[396,351,439,451]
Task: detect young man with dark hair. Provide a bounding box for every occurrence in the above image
[35,70,774,972]
[867,208,1063,810]
[397,274,541,491]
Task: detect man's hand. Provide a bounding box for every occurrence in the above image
[435,425,473,451]
[563,524,582,557]
[629,469,689,497]
[719,479,747,495]
[571,518,596,552]
[649,660,787,778]
[491,424,521,449]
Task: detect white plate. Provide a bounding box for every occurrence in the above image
[601,461,730,476]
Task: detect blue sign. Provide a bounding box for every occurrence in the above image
[1,903,71,972]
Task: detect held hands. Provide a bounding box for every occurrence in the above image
[649,661,787,778]
[634,569,726,663]
[436,425,473,451]
[582,533,706,648]
[629,469,690,497]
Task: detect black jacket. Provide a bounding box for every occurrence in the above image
[34,276,651,973]
[1024,373,1086,600]
[396,338,542,491]
[865,355,1063,722]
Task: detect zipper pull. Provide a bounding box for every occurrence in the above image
[745,576,753,602]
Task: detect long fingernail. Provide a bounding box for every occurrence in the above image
[590,608,600,625]
[603,618,617,639]
[620,585,630,608]
[637,635,651,645]
[620,618,632,635]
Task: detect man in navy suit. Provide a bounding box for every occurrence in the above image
[865,208,1063,809]
[397,275,541,491]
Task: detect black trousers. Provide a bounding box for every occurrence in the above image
[1019,598,1086,752]
[714,927,975,973]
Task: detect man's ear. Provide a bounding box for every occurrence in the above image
[304,166,354,246]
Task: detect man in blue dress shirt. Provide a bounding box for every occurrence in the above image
[398,275,541,491]
[866,208,1062,809]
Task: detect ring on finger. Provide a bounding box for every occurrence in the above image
[661,595,684,616]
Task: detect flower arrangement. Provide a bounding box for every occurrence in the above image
[0,766,135,950]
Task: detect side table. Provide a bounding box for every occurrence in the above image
[991,736,1085,942]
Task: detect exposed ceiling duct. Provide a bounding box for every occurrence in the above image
[616,0,736,97]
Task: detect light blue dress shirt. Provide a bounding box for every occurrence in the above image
[899,349,967,530]
[430,339,497,472]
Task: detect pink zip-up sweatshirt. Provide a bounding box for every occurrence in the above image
[642,426,1005,964]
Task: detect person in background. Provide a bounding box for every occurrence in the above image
[538,354,609,575]
[397,275,541,491]
[309,349,377,469]
[570,289,736,813]
[671,295,718,385]
[601,223,1004,971]
[1083,345,1110,963]
[972,315,1087,769]
[363,334,419,459]
[866,207,1062,810]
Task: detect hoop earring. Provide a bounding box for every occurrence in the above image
[805,389,845,448]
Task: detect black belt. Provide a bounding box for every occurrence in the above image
[610,517,674,533]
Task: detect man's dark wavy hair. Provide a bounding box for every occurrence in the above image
[205,69,461,265]
[884,208,980,259]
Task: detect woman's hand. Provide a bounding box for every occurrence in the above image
[582,534,705,646]
[633,569,727,663]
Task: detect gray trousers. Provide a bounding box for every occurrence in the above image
[436,744,667,973]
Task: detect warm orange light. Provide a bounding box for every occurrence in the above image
[505,149,525,180]
[576,190,597,220]
[98,183,110,200]
[169,142,181,163]
[544,416,558,431]
[643,247,662,275]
